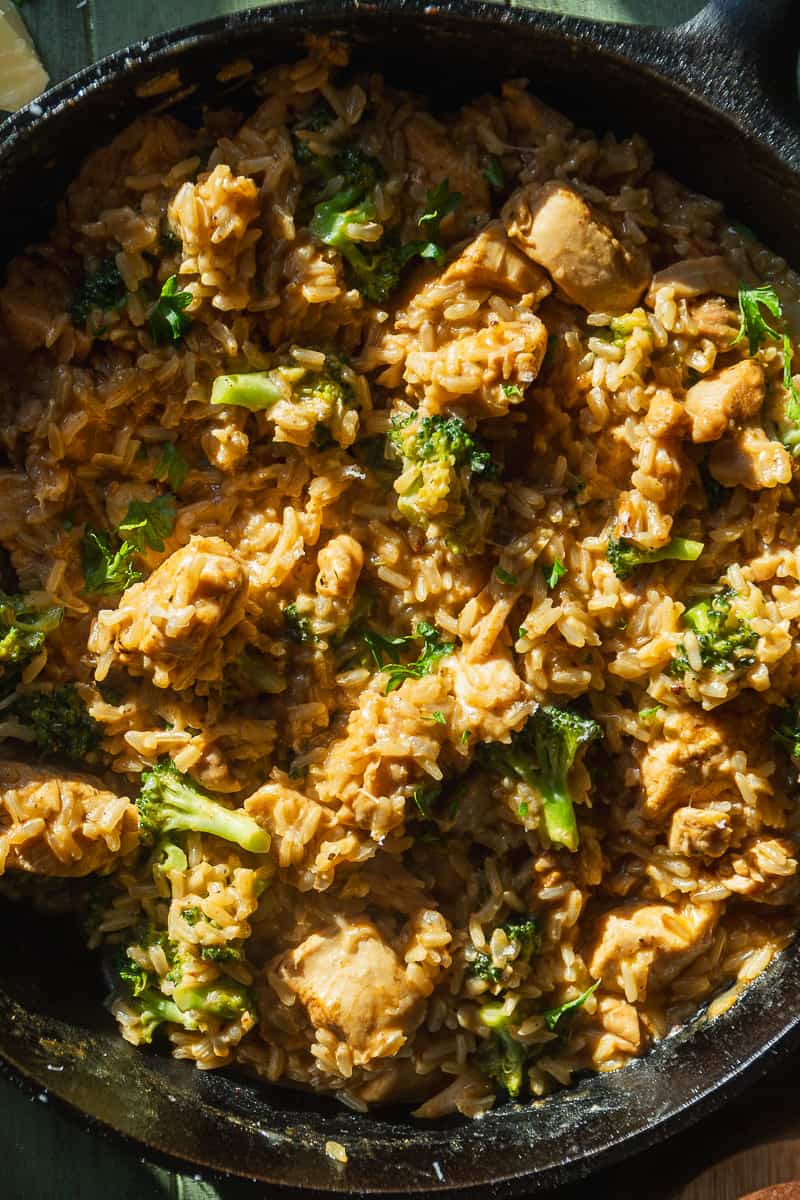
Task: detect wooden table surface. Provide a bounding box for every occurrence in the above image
[3,1,799,1197]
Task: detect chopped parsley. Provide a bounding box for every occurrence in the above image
[81,528,142,596]
[362,621,454,693]
[411,783,441,819]
[117,495,176,554]
[154,443,189,491]
[495,567,518,586]
[146,276,193,344]
[542,560,566,589]
[502,384,523,399]
[543,981,599,1032]
[482,157,505,190]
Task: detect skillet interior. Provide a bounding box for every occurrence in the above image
[1,2,800,1194]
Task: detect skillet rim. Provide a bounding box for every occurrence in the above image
[2,1,800,1194]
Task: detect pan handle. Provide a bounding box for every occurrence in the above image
[615,0,800,170]
[684,0,800,118]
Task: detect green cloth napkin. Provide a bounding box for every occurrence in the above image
[2,1,702,1196]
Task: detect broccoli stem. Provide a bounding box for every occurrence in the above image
[165,790,269,851]
[540,782,579,853]
[135,987,199,1042]
[210,372,284,411]
[173,978,253,1019]
[137,759,270,854]
[643,537,704,565]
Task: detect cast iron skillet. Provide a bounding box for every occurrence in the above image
[1,1,800,1195]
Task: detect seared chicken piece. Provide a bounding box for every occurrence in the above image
[639,711,735,822]
[720,835,799,905]
[708,426,793,490]
[404,113,490,236]
[0,760,138,876]
[315,534,364,600]
[0,264,72,352]
[587,901,719,1000]
[690,295,740,343]
[276,918,431,1067]
[645,391,693,440]
[89,535,249,693]
[685,359,765,443]
[502,181,651,313]
[439,221,551,302]
[501,81,575,143]
[668,806,733,859]
[645,255,739,305]
[0,472,37,539]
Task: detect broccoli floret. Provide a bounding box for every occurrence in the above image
[12,684,102,759]
[200,944,244,964]
[0,591,63,697]
[126,987,200,1043]
[477,1002,527,1098]
[503,917,541,958]
[480,706,602,852]
[773,700,800,759]
[606,535,704,581]
[471,952,502,983]
[306,151,454,304]
[0,592,63,664]
[283,603,316,644]
[387,413,499,551]
[210,371,284,412]
[210,353,356,446]
[224,649,286,699]
[291,99,338,169]
[309,158,406,305]
[70,258,127,326]
[470,917,540,983]
[669,586,757,676]
[136,758,270,854]
[172,977,255,1020]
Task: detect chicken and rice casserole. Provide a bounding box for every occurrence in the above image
[2,39,800,1117]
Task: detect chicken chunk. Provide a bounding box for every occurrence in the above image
[0,760,139,877]
[587,901,719,1000]
[668,806,732,859]
[646,256,739,305]
[88,535,249,693]
[406,316,548,418]
[639,711,734,822]
[501,81,574,143]
[277,919,427,1067]
[690,296,740,344]
[720,835,799,905]
[0,472,37,539]
[404,114,490,237]
[0,264,72,352]
[685,359,765,443]
[446,649,531,744]
[439,222,551,303]
[315,535,364,600]
[502,181,651,313]
[645,391,692,440]
[708,426,793,491]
